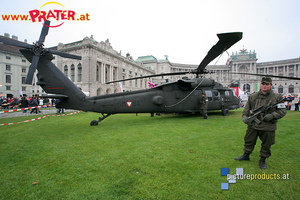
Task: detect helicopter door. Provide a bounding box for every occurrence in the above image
[205,90,222,110]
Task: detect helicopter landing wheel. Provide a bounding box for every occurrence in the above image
[90,120,99,126]
[90,114,111,126]
[222,108,229,116]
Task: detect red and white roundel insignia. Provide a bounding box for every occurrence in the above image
[126,101,132,107]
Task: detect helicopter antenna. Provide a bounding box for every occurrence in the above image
[213,47,227,65]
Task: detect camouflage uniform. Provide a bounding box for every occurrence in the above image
[200,94,208,119]
[242,89,286,158]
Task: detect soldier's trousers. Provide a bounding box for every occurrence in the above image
[243,126,275,158]
[201,109,208,119]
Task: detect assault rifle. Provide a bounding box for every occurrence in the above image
[248,99,285,125]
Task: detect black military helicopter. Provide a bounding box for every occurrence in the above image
[0,21,298,125]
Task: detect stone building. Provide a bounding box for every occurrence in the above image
[0,34,31,98]
[135,49,300,95]
[52,36,156,96]
[229,50,300,94]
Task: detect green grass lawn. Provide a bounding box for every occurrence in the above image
[0,109,299,199]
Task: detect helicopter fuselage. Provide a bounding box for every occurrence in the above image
[67,77,240,115]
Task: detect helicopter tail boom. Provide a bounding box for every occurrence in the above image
[32,55,88,111]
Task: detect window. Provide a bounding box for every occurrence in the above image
[96,65,99,81]
[78,64,82,82]
[6,75,11,83]
[225,91,230,101]
[6,56,11,60]
[6,86,11,90]
[22,59,26,63]
[113,69,116,81]
[6,65,11,71]
[278,85,283,93]
[22,86,26,91]
[288,85,294,93]
[22,77,26,84]
[64,65,68,77]
[71,64,75,82]
[22,68,26,73]
[122,76,125,86]
[105,67,108,82]
[205,91,213,102]
[243,84,250,92]
[213,91,220,101]
[232,90,237,97]
[97,88,101,96]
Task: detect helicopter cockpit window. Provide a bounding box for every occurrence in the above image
[225,91,230,101]
[231,89,238,97]
[205,91,213,102]
[213,91,220,101]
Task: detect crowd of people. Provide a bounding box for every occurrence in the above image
[283,94,299,111]
[0,95,64,114]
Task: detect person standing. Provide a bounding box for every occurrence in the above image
[30,97,38,114]
[20,96,29,113]
[292,94,299,111]
[200,93,209,119]
[235,77,286,169]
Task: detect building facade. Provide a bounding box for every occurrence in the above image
[0,34,31,98]
[53,36,156,96]
[135,49,300,95]
[1,33,299,98]
[229,50,300,94]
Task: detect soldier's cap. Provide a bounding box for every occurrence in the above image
[261,76,272,84]
[202,93,206,95]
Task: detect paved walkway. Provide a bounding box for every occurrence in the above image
[0,108,78,119]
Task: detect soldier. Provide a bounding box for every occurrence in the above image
[235,77,286,169]
[200,93,209,119]
[292,94,299,111]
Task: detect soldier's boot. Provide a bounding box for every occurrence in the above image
[235,152,250,161]
[259,157,267,169]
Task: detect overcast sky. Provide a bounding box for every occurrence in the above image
[1,0,299,65]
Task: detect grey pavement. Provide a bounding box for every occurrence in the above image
[0,108,78,119]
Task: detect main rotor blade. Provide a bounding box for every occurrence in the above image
[106,72,189,84]
[0,36,32,49]
[197,32,242,74]
[25,54,40,84]
[230,72,300,80]
[38,20,50,45]
[47,49,82,60]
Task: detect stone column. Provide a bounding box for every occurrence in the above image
[101,63,105,83]
[74,63,78,83]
